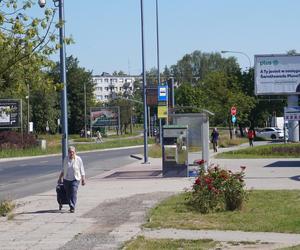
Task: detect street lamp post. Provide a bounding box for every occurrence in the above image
[156,0,160,86]
[26,84,30,133]
[140,0,148,163]
[38,0,68,164]
[221,50,252,70]
[84,82,87,138]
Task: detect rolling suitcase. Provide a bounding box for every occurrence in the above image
[56,183,68,210]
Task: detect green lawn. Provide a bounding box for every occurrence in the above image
[0,137,154,158]
[217,143,300,158]
[145,190,300,233]
[123,236,217,250]
[280,246,300,250]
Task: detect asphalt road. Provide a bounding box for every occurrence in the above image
[0,146,143,200]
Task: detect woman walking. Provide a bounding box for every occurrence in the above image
[58,146,86,213]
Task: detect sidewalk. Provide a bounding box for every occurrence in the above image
[1,146,300,249]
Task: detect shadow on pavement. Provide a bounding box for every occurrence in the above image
[290,175,300,182]
[17,209,68,215]
[264,161,300,168]
[105,170,162,179]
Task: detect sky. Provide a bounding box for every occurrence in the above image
[32,0,300,75]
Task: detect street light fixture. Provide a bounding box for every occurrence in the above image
[38,0,68,164]
[221,50,252,70]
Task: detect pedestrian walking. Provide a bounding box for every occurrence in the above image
[96,130,103,143]
[211,128,219,152]
[58,146,86,213]
[247,127,256,147]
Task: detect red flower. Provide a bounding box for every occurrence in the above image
[195,177,201,185]
[194,159,205,165]
[205,177,212,184]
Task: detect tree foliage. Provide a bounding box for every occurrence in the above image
[49,56,95,134]
[164,51,256,127]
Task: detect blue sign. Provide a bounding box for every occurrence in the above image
[231,115,237,123]
[158,85,168,102]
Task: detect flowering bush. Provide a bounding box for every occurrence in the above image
[187,161,247,213]
[0,131,37,149]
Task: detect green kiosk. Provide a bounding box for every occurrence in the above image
[162,125,188,177]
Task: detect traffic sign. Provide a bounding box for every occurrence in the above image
[231,106,237,116]
[158,85,168,102]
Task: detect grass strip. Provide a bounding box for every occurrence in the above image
[217,143,300,158]
[0,137,154,158]
[123,236,216,250]
[145,190,300,233]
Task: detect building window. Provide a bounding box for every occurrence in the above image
[104,78,109,83]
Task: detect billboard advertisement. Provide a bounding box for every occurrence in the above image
[90,107,119,127]
[254,54,300,95]
[0,99,20,128]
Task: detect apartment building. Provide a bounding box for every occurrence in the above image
[93,72,140,102]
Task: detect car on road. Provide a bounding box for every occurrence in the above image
[255,127,285,140]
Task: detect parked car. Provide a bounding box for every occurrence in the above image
[256,127,285,140]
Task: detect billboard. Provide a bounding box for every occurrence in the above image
[0,99,21,128]
[90,107,120,127]
[255,54,300,95]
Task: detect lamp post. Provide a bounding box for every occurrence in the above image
[221,50,252,70]
[84,82,87,138]
[155,0,162,142]
[38,0,68,164]
[26,84,30,133]
[140,0,148,163]
[156,0,160,86]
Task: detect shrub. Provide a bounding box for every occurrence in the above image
[0,131,37,149]
[0,200,15,217]
[187,161,247,213]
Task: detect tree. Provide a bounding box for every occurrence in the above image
[168,50,240,85]
[175,83,203,112]
[0,0,66,76]
[112,70,127,76]
[0,0,74,134]
[201,71,256,128]
[49,56,95,134]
